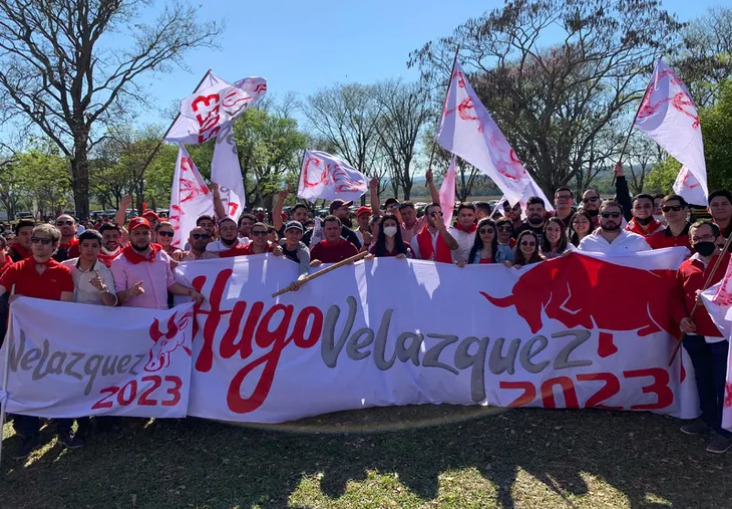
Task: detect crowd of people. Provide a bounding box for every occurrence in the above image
[2,162,732,458]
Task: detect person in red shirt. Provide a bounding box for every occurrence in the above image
[310,216,359,265]
[672,221,732,454]
[53,213,80,261]
[625,193,664,237]
[219,222,274,258]
[646,194,692,252]
[0,224,81,459]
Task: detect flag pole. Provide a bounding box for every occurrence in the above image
[425,45,461,187]
[668,234,732,366]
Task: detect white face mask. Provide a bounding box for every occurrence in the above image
[383,226,398,237]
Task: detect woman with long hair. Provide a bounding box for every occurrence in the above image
[370,214,413,259]
[541,217,569,258]
[508,230,544,267]
[569,209,593,247]
[460,218,514,266]
[155,221,183,262]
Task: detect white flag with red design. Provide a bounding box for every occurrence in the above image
[211,124,246,222]
[436,61,531,206]
[673,165,707,206]
[297,150,368,203]
[169,145,214,248]
[165,74,267,145]
[635,58,708,201]
[439,156,457,227]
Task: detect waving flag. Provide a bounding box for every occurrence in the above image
[165,75,267,145]
[439,156,457,227]
[211,124,245,221]
[436,62,530,206]
[635,58,708,202]
[169,145,214,248]
[297,151,368,203]
[673,165,707,206]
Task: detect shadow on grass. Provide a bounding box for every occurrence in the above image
[2,406,732,508]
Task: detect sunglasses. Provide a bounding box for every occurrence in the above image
[251,230,268,236]
[520,241,536,247]
[31,237,53,245]
[497,226,513,232]
[191,233,210,240]
[582,197,599,203]
[479,228,495,234]
[387,204,399,210]
[601,212,621,219]
[662,205,683,212]
[56,220,74,226]
[157,231,174,237]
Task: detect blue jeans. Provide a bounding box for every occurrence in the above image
[683,335,731,437]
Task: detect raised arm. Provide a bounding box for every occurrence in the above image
[426,170,440,204]
[369,177,382,216]
[211,182,227,220]
[115,194,132,226]
[272,190,288,232]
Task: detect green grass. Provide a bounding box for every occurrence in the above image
[2,406,732,508]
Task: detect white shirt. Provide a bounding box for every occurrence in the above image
[447,227,476,263]
[578,229,651,255]
[62,257,117,305]
[205,237,250,253]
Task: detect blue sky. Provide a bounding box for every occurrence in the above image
[135,0,725,130]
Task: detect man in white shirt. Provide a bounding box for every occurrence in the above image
[447,203,477,263]
[205,217,250,256]
[578,200,651,254]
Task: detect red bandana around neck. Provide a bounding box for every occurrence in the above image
[455,222,478,234]
[122,243,162,264]
[416,225,453,263]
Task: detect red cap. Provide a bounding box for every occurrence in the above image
[128,217,151,231]
[142,211,160,222]
[356,206,371,217]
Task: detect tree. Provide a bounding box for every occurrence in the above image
[13,141,72,218]
[0,0,221,219]
[304,84,384,200]
[408,0,683,196]
[374,80,431,200]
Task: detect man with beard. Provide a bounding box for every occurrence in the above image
[578,201,650,254]
[501,201,523,231]
[205,218,248,255]
[553,187,575,229]
[180,226,211,261]
[515,197,548,245]
[447,203,477,263]
[646,194,692,251]
[411,203,459,263]
[625,193,664,237]
[53,214,80,261]
[672,221,732,454]
[580,189,601,227]
[97,222,124,267]
[111,217,202,309]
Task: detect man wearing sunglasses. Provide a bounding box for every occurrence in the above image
[52,214,80,262]
[219,222,274,257]
[180,227,211,261]
[646,195,692,251]
[578,201,650,254]
[0,224,78,457]
[580,189,602,227]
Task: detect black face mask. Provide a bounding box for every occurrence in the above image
[694,241,716,257]
[635,216,653,226]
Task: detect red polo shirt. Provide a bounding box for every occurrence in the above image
[646,223,691,251]
[310,239,359,263]
[0,258,73,300]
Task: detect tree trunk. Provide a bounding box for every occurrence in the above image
[71,147,90,220]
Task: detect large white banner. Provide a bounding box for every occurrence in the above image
[211,124,246,221]
[0,299,194,418]
[177,250,698,423]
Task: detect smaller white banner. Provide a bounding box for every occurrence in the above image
[0,298,194,418]
[169,145,214,248]
[297,150,368,203]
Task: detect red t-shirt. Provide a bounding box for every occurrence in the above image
[219,243,274,258]
[60,237,80,259]
[310,239,359,263]
[0,258,73,300]
[479,258,494,264]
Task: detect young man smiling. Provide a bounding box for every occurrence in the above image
[219,222,274,257]
[0,224,79,458]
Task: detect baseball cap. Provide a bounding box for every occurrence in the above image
[142,211,160,222]
[128,217,151,231]
[356,206,371,217]
[284,220,304,232]
[329,199,353,212]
